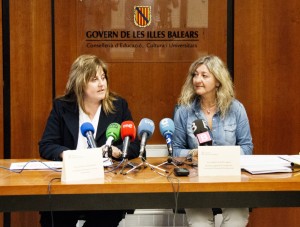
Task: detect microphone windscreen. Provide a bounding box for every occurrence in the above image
[80,122,95,136]
[106,123,121,141]
[192,119,212,145]
[192,119,208,135]
[121,120,136,142]
[159,118,175,136]
[138,118,155,139]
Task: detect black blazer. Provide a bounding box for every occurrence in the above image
[39,96,140,161]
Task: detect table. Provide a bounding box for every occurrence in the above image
[1,158,300,212]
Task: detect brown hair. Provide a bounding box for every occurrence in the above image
[62,54,117,115]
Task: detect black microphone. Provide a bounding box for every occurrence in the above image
[192,119,212,146]
[80,122,97,148]
[187,119,212,161]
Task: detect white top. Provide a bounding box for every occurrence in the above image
[76,105,102,149]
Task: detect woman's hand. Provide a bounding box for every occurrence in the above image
[111,146,123,159]
[189,148,198,157]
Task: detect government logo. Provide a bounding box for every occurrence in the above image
[134,6,151,27]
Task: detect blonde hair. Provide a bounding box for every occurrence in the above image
[62,54,117,115]
[178,55,234,117]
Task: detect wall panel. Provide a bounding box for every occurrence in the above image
[234,0,300,226]
[54,0,227,144]
[10,0,53,158]
[9,0,52,226]
[54,0,78,95]
[208,0,227,60]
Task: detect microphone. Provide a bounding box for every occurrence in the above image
[159,118,175,156]
[102,123,121,157]
[138,118,155,158]
[192,119,212,146]
[121,121,136,159]
[186,119,212,161]
[80,122,97,148]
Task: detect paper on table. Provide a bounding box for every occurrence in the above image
[61,149,104,183]
[242,165,292,174]
[10,158,113,170]
[240,155,292,174]
[10,161,62,170]
[278,155,300,166]
[240,155,292,167]
[198,146,241,176]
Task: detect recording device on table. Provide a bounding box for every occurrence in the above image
[80,122,97,148]
[119,120,136,174]
[157,118,182,167]
[124,118,168,175]
[187,119,212,162]
[174,167,190,176]
[102,123,121,158]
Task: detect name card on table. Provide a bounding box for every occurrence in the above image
[198,146,241,177]
[61,148,104,183]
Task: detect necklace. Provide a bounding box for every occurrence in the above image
[201,101,217,114]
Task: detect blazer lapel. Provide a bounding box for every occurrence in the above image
[62,102,79,147]
[95,109,115,141]
[61,103,116,145]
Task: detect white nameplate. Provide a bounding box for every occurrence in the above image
[198,146,241,176]
[61,148,104,183]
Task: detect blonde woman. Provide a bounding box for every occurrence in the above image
[173,55,253,227]
[39,54,140,227]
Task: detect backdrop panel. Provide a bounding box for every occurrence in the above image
[54,0,228,144]
[77,0,208,63]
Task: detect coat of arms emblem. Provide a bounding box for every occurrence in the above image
[134,6,151,27]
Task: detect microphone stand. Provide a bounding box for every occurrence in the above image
[119,158,138,174]
[157,156,181,168]
[124,152,169,175]
[156,144,182,168]
[119,137,131,174]
[119,158,128,174]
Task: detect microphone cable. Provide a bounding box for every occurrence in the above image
[166,171,180,227]
[104,159,125,174]
[47,177,61,227]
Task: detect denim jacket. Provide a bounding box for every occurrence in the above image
[172,98,253,157]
